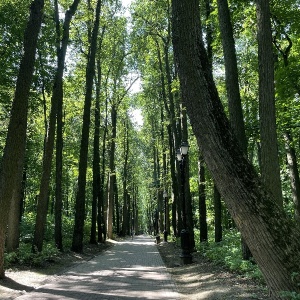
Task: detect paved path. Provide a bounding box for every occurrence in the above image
[15,235,179,300]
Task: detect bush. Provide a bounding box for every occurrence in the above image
[280,291,300,300]
[5,242,60,269]
[194,228,264,282]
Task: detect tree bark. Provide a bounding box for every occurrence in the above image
[90,62,101,245]
[217,0,251,260]
[98,93,109,242]
[33,0,81,252]
[106,104,117,239]
[72,0,102,252]
[172,0,300,297]
[256,0,283,207]
[284,131,300,224]
[217,0,247,150]
[181,103,195,248]
[198,154,208,242]
[0,0,44,278]
[54,0,64,252]
[214,185,222,242]
[121,120,129,236]
[6,181,23,252]
[6,162,26,252]
[156,38,180,236]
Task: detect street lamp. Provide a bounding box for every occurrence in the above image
[163,190,168,242]
[177,141,192,264]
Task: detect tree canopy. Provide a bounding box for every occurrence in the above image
[1,0,300,298]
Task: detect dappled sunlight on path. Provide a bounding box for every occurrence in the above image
[13,235,179,300]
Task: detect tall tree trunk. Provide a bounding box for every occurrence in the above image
[33,0,81,253]
[106,104,117,239]
[72,0,102,252]
[6,180,23,252]
[0,0,44,278]
[55,91,63,251]
[172,1,300,297]
[133,187,139,233]
[115,179,120,234]
[217,0,251,260]
[54,0,65,252]
[198,154,208,242]
[167,72,182,237]
[6,159,27,252]
[90,62,101,245]
[214,185,222,242]
[181,103,195,249]
[98,92,109,242]
[204,0,213,69]
[256,0,283,207]
[121,120,129,236]
[284,131,300,224]
[156,151,163,234]
[157,36,181,236]
[217,0,247,150]
[55,96,63,251]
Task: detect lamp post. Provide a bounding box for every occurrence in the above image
[163,190,168,242]
[177,141,192,264]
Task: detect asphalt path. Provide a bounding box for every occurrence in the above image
[14,235,179,300]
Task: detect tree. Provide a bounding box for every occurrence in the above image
[106,81,138,239]
[32,0,81,253]
[0,0,44,278]
[213,185,222,242]
[217,0,251,260]
[284,131,300,224]
[90,59,102,245]
[90,25,106,244]
[271,9,300,222]
[107,102,117,239]
[6,177,24,252]
[256,0,283,207]
[131,0,182,236]
[172,0,300,297]
[121,118,130,236]
[72,0,102,252]
[198,154,208,242]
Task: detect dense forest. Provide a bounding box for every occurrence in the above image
[1,0,300,299]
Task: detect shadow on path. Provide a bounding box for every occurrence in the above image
[12,235,179,300]
[0,277,33,292]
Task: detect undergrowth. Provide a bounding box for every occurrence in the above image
[4,214,92,269]
[4,243,60,269]
[194,228,264,283]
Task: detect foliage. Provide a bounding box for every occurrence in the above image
[280,290,300,300]
[4,214,93,268]
[195,228,264,283]
[4,242,60,268]
[280,273,300,299]
[1,0,300,293]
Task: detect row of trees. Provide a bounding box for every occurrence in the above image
[0,0,300,298]
[0,0,144,275]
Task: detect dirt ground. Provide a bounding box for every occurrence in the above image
[157,240,270,300]
[0,242,112,299]
[0,238,270,300]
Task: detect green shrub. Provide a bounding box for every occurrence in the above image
[5,212,99,269]
[194,228,264,282]
[5,242,60,268]
[280,291,300,300]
